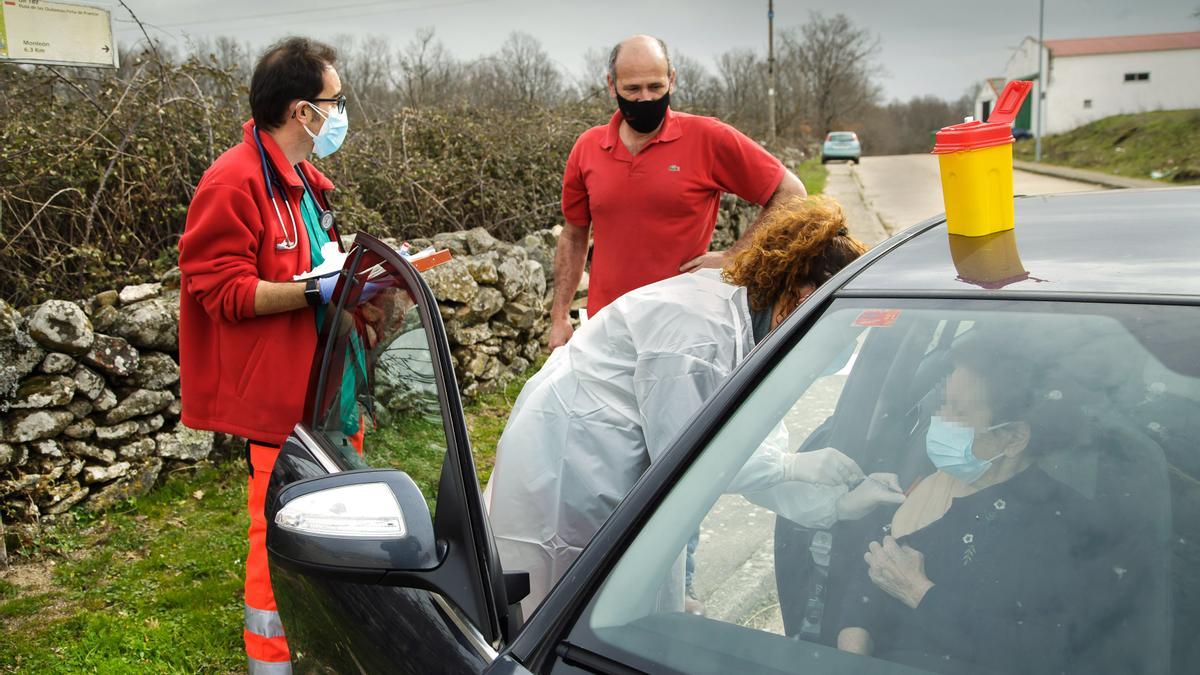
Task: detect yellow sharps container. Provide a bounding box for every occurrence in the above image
[933,80,1033,237]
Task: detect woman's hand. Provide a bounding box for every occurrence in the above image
[781,447,865,486]
[836,473,905,521]
[865,536,934,609]
[837,627,873,655]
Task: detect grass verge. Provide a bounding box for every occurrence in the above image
[0,462,245,673]
[794,156,828,195]
[1013,109,1200,184]
[0,358,544,673]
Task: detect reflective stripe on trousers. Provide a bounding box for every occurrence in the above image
[246,441,291,672]
[248,655,294,674]
[245,604,286,638]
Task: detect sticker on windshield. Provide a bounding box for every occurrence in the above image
[854,309,901,327]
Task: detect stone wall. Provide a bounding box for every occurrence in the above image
[0,279,214,539]
[407,226,560,398]
[0,195,767,555]
[710,194,762,253]
[0,228,561,542]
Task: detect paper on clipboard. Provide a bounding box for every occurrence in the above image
[293,242,347,280]
[294,243,453,281]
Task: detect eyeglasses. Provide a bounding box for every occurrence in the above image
[309,94,347,115]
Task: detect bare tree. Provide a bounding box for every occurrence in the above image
[395,27,459,107]
[772,35,812,140]
[482,31,564,106]
[671,52,720,113]
[855,94,974,156]
[185,36,252,81]
[714,48,765,132]
[332,34,398,120]
[572,46,610,102]
[788,12,881,138]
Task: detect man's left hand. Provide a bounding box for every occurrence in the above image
[865,536,934,609]
[680,251,729,272]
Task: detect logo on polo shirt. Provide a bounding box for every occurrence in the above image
[668,164,680,172]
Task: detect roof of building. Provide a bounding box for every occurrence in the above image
[986,77,1006,96]
[1044,31,1200,57]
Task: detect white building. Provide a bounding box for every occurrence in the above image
[974,31,1200,135]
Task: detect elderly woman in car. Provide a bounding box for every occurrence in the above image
[836,336,1101,674]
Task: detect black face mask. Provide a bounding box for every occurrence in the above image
[616,91,670,134]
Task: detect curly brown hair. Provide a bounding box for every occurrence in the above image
[722,194,867,318]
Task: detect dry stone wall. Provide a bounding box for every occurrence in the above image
[411,226,558,398]
[0,278,208,541]
[0,228,561,544]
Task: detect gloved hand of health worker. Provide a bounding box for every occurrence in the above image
[781,447,865,486]
[316,275,391,305]
[836,473,905,521]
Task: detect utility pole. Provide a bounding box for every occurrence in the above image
[1035,0,1045,161]
[767,0,777,146]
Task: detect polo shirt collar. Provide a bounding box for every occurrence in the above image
[243,119,304,189]
[600,106,682,150]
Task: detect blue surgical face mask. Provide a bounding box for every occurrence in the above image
[926,416,1010,483]
[303,102,348,159]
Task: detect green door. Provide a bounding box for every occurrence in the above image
[1014,75,1036,130]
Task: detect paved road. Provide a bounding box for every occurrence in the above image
[827,154,1101,238]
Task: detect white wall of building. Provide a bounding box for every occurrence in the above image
[976,37,1200,135]
[973,86,993,122]
[1044,49,1200,134]
[975,38,1042,126]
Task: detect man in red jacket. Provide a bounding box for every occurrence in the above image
[178,37,350,674]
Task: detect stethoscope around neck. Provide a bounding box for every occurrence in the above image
[253,125,335,250]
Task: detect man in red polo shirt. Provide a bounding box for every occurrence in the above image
[549,34,807,349]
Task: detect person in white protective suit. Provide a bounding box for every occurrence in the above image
[486,195,904,614]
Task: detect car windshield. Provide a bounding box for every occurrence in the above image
[575,297,1200,675]
[829,132,856,142]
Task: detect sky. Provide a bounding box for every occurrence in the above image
[104,0,1200,102]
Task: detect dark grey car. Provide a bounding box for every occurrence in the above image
[266,187,1200,674]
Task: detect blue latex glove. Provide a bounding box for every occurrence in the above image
[317,274,339,304]
[317,275,392,305]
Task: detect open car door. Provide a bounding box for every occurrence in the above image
[263,233,521,673]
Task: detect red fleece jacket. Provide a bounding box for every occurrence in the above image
[177,120,338,444]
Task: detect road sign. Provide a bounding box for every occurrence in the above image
[0,0,117,69]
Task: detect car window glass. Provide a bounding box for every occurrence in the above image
[313,249,447,516]
[829,133,855,142]
[568,299,1200,675]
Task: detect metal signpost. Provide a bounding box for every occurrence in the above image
[0,0,118,69]
[766,0,776,146]
[1035,0,1044,161]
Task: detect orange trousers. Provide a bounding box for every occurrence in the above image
[244,430,363,673]
[245,441,291,673]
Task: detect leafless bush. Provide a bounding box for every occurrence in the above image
[0,48,247,306]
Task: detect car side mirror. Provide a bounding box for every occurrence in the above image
[267,469,438,579]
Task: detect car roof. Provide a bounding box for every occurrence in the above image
[841,187,1200,300]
